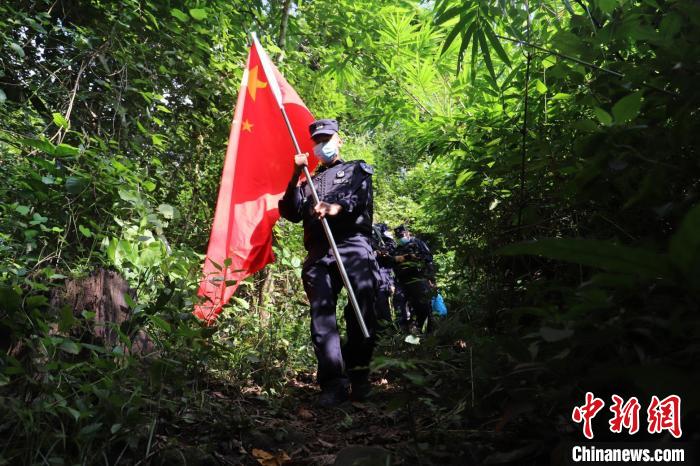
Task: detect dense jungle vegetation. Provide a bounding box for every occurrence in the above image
[1,0,698,464]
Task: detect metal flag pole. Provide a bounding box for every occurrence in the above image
[251,33,370,339]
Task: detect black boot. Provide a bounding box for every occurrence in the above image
[348,370,372,402]
[317,378,349,408]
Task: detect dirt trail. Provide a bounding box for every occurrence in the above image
[156,372,460,466]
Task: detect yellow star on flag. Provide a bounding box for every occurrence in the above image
[247,66,267,101]
[242,119,253,132]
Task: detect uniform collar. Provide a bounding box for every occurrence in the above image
[314,158,344,175]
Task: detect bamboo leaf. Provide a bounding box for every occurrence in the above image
[482,22,511,66]
[497,238,673,280]
[435,6,464,25]
[457,20,477,72]
[440,9,477,55]
[478,29,498,83]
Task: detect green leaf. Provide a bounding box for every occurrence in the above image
[542,55,556,69]
[458,20,477,71]
[482,22,510,66]
[0,88,6,102]
[592,107,612,125]
[15,205,30,216]
[65,176,89,194]
[597,0,617,14]
[79,423,103,437]
[150,315,171,332]
[404,371,426,386]
[669,204,700,288]
[189,8,207,21]
[405,335,421,345]
[440,8,477,55]
[540,327,573,342]
[29,213,48,225]
[497,238,673,280]
[534,79,548,94]
[59,340,81,355]
[0,286,22,313]
[170,8,189,22]
[19,136,55,154]
[78,225,92,237]
[118,189,139,203]
[66,407,81,421]
[52,112,70,129]
[59,306,75,332]
[9,42,25,58]
[456,170,476,187]
[611,91,643,123]
[435,5,463,25]
[478,29,497,83]
[158,204,176,219]
[54,143,80,157]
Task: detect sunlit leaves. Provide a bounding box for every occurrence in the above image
[440,7,477,55]
[611,91,643,123]
[170,8,189,22]
[456,170,476,187]
[434,0,510,80]
[158,204,176,219]
[52,112,70,129]
[189,8,208,21]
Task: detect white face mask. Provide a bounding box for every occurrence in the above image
[313,139,338,163]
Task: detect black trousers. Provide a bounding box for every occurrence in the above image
[301,236,379,389]
[397,276,433,333]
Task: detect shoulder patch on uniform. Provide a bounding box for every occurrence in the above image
[358,161,374,175]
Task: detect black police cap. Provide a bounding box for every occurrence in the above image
[309,119,339,139]
[395,224,408,235]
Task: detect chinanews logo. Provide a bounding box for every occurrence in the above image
[568,392,691,465]
[571,392,682,439]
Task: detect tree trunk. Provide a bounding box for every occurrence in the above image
[50,268,154,353]
[277,0,292,52]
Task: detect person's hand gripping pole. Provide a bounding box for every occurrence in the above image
[290,150,370,338]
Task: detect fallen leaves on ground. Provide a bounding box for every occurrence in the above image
[252,448,292,466]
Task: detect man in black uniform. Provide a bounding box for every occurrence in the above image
[392,225,436,333]
[278,118,379,407]
[370,223,397,325]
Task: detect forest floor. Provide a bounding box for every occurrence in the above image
[149,369,468,466]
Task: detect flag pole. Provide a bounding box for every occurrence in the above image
[252,33,370,339]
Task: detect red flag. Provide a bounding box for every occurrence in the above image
[194,39,317,322]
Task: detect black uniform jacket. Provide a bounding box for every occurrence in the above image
[278,159,374,254]
[394,237,435,281]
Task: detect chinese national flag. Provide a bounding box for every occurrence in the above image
[194,39,317,322]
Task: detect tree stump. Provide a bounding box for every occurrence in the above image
[50,268,154,354]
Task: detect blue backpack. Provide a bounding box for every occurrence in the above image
[431,293,448,317]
